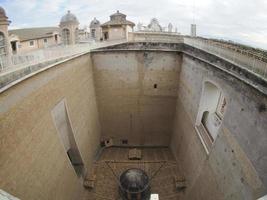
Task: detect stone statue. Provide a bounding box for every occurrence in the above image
[137,22,143,31]
[168,23,173,32]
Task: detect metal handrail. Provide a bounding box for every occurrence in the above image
[183,37,267,79]
[0,39,126,74]
[1,35,267,80]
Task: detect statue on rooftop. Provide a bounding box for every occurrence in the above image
[147,18,162,32]
[168,23,173,32]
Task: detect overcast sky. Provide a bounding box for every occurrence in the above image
[1,0,267,50]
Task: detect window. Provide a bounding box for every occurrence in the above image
[43,38,47,43]
[104,32,109,40]
[11,41,17,53]
[54,34,58,42]
[195,81,227,153]
[91,29,96,38]
[62,28,70,45]
[29,40,34,46]
[75,28,79,43]
[0,32,6,56]
[154,84,158,89]
[51,100,85,177]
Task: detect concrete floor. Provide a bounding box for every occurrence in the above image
[84,147,183,200]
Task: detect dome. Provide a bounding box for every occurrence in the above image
[90,17,100,28]
[110,10,126,21]
[110,10,126,18]
[60,10,79,24]
[0,6,7,18]
[119,168,151,200]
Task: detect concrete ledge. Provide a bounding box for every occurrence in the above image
[1,41,266,96]
[92,42,267,96]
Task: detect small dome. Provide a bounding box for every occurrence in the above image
[110,10,126,21]
[60,10,79,24]
[110,10,126,17]
[0,6,7,18]
[90,17,100,28]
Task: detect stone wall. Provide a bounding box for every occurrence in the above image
[0,54,101,200]
[171,54,267,200]
[128,32,184,43]
[0,41,266,200]
[91,51,181,146]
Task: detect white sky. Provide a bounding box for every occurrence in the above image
[1,0,267,50]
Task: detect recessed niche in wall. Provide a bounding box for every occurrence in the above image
[51,99,85,177]
[154,84,158,89]
[195,81,227,154]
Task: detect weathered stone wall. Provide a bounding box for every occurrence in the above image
[0,41,266,200]
[171,54,267,200]
[91,51,181,146]
[102,26,126,41]
[0,54,101,200]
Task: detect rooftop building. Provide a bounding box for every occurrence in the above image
[89,17,101,40]
[59,10,80,45]
[9,27,60,53]
[101,10,135,41]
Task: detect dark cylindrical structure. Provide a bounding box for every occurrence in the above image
[119,168,151,200]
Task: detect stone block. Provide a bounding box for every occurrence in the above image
[128,148,142,160]
[174,175,186,191]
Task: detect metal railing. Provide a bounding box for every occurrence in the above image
[1,35,267,81]
[184,37,267,79]
[0,39,126,74]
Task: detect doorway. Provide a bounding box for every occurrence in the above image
[11,41,17,53]
[103,32,109,40]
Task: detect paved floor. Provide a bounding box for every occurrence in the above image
[85,147,183,200]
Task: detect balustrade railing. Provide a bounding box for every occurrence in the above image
[183,37,267,80]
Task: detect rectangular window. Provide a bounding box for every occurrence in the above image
[29,40,34,46]
[91,29,96,38]
[51,100,85,177]
[43,38,48,43]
